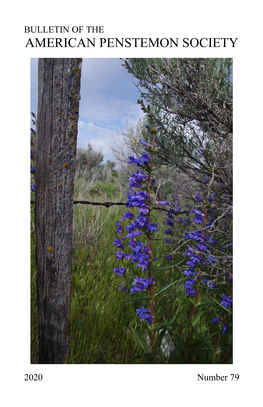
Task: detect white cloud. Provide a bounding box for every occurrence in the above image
[79,96,143,127]
[78,120,87,130]
[77,121,120,160]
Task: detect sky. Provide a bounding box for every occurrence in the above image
[31,58,144,162]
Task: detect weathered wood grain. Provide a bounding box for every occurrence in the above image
[35,58,82,363]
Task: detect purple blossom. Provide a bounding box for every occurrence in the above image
[195,195,203,202]
[184,246,196,257]
[136,259,150,271]
[184,278,197,297]
[126,190,150,208]
[140,138,150,147]
[128,156,142,166]
[133,215,149,228]
[136,307,154,323]
[115,250,124,260]
[147,222,158,232]
[205,255,216,264]
[128,239,137,248]
[113,238,124,249]
[185,230,203,242]
[184,269,195,277]
[119,283,128,293]
[130,276,154,294]
[165,255,173,260]
[221,294,233,308]
[211,318,221,323]
[115,221,123,234]
[124,211,134,219]
[129,170,147,188]
[191,207,204,224]
[126,231,143,239]
[140,152,151,164]
[156,201,170,206]
[138,204,150,214]
[186,254,202,268]
[114,267,126,276]
[197,241,207,252]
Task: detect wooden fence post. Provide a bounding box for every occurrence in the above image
[35,58,82,363]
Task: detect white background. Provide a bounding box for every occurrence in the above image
[1,1,262,405]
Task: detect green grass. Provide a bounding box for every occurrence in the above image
[31,178,232,364]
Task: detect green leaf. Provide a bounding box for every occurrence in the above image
[173,295,195,305]
[151,321,182,331]
[212,298,233,314]
[152,258,185,271]
[168,327,185,352]
[180,316,213,351]
[193,311,203,325]
[113,296,152,303]
[155,277,188,297]
[198,300,215,306]
[129,326,148,354]
[151,322,173,331]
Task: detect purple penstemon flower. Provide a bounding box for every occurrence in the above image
[127,156,142,166]
[124,211,134,220]
[156,201,170,206]
[129,170,147,186]
[139,138,150,147]
[140,152,151,164]
[184,269,195,277]
[114,267,126,276]
[130,276,155,294]
[197,241,207,252]
[113,238,124,249]
[211,318,221,323]
[221,294,233,308]
[136,307,154,324]
[195,194,203,202]
[115,250,124,260]
[138,204,150,214]
[126,230,143,239]
[165,238,172,245]
[191,207,204,225]
[165,255,173,260]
